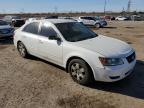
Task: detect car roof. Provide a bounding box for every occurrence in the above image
[41,19,76,24]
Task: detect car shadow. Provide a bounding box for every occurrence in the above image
[87,60,144,99]
[27,56,144,100]
[103,27,117,29]
[28,55,66,71]
[125,27,135,29]
[0,37,13,45]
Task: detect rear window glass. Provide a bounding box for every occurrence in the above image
[23,22,39,34]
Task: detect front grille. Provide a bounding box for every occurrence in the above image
[126,52,135,63]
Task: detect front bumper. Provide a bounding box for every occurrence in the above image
[0,28,14,38]
[0,33,14,38]
[93,52,136,82]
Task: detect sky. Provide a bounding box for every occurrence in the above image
[0,0,144,13]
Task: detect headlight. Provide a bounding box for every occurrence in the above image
[99,57,124,66]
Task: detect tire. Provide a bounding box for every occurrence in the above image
[95,23,100,29]
[12,21,15,27]
[68,59,94,85]
[17,42,28,58]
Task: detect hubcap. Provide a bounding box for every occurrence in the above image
[71,63,86,81]
[18,43,26,56]
[96,24,100,28]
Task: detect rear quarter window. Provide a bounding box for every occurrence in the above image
[23,22,39,34]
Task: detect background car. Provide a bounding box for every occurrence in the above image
[111,16,116,20]
[115,16,128,21]
[25,18,38,23]
[45,16,58,19]
[78,16,107,28]
[0,20,14,38]
[3,16,25,27]
[103,16,111,21]
[131,15,144,21]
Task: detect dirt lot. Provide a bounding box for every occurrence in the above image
[0,21,144,108]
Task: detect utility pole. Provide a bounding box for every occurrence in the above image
[20,8,25,14]
[127,0,131,13]
[54,6,58,14]
[122,7,125,16]
[104,0,107,16]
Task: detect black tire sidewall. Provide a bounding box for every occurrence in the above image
[95,23,100,29]
[68,59,94,85]
[17,42,28,58]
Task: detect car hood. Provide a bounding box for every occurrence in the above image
[73,35,133,57]
[0,25,12,29]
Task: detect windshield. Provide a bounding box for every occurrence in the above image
[0,21,8,25]
[55,22,98,42]
[12,16,21,19]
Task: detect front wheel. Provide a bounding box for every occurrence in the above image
[17,42,28,58]
[68,59,94,85]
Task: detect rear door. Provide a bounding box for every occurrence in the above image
[80,17,90,25]
[88,17,96,26]
[37,22,63,64]
[21,22,39,55]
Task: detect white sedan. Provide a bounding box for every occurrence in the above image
[14,19,136,85]
[116,16,128,21]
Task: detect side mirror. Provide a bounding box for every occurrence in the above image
[48,35,61,41]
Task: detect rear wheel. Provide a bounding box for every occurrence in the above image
[17,42,28,58]
[95,23,100,29]
[68,59,94,85]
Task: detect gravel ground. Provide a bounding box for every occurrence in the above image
[0,21,144,108]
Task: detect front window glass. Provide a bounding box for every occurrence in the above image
[39,25,57,37]
[55,22,98,42]
[23,22,39,34]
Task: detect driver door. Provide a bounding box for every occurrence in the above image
[88,17,96,26]
[37,22,63,65]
